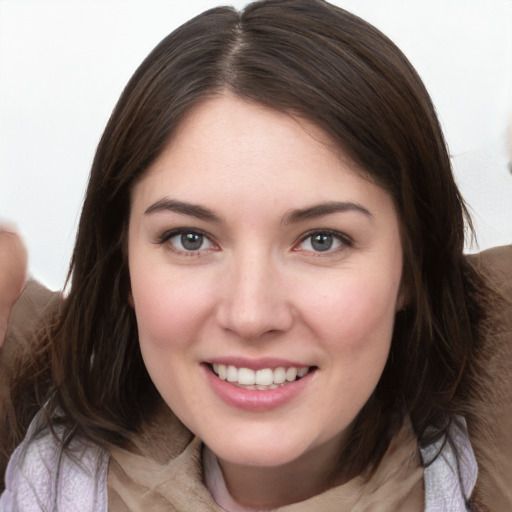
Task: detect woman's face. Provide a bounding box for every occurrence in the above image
[128,95,403,471]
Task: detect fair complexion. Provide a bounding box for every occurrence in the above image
[128,95,404,511]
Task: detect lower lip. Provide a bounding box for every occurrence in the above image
[203,365,315,411]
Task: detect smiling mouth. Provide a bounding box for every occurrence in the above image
[209,363,315,390]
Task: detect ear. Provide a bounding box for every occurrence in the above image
[396,292,406,312]
[395,279,411,312]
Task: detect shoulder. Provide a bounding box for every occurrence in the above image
[465,245,512,363]
[5,279,62,346]
[467,244,512,286]
[464,245,512,509]
[0,416,109,511]
[466,245,512,352]
[0,280,64,493]
[1,279,62,370]
[467,245,512,300]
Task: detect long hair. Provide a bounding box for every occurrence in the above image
[5,0,488,482]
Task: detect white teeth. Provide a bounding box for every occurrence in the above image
[286,367,297,381]
[255,368,273,386]
[212,364,311,388]
[273,367,286,384]
[297,367,309,378]
[226,365,238,382]
[238,367,256,385]
[219,364,227,380]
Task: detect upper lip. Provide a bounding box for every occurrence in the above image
[205,357,312,371]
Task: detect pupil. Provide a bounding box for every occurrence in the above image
[311,233,333,252]
[181,233,203,250]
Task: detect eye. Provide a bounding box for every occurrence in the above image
[296,230,350,253]
[158,229,216,254]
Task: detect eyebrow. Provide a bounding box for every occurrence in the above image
[144,198,222,222]
[144,198,372,224]
[282,201,373,224]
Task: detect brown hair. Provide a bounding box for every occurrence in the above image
[4,0,487,483]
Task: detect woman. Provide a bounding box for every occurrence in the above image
[1,0,511,510]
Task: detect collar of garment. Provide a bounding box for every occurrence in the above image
[106,411,477,511]
[422,417,478,512]
[2,403,477,512]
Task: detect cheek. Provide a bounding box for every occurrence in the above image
[303,270,400,348]
[130,266,215,351]
[130,268,215,414]
[305,271,400,419]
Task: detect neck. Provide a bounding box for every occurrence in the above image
[203,438,345,512]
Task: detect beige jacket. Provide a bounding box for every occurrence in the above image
[1,246,511,511]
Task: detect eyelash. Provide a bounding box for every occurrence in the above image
[155,227,352,257]
[155,228,217,256]
[294,229,353,255]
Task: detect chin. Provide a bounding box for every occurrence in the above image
[218,446,305,469]
[205,428,336,470]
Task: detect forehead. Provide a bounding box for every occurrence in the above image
[160,95,343,168]
[130,94,393,217]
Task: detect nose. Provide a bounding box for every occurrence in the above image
[216,250,294,340]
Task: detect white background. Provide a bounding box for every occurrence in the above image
[1,0,511,290]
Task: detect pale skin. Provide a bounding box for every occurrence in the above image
[0,95,404,511]
[128,94,404,510]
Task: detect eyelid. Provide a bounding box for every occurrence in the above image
[155,227,219,253]
[294,229,353,253]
